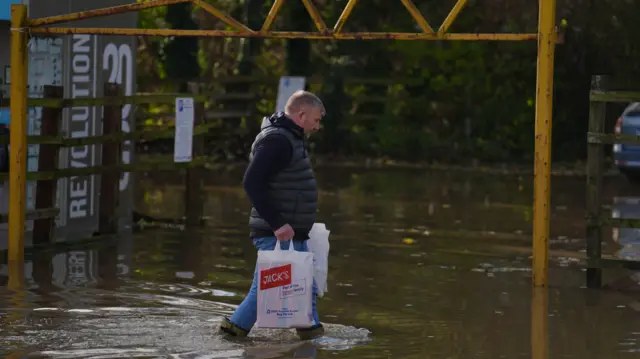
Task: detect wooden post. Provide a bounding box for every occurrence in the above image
[98,83,122,235]
[184,82,205,227]
[33,86,63,245]
[97,243,118,289]
[586,75,607,288]
[32,252,53,291]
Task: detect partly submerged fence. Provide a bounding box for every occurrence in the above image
[586,75,640,288]
[0,75,406,254]
[0,83,212,251]
[138,75,443,158]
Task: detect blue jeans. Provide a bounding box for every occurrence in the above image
[229,236,321,332]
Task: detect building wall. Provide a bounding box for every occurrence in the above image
[1,0,28,99]
[0,21,9,100]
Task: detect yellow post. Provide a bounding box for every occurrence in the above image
[8,258,25,291]
[8,4,29,264]
[531,288,549,359]
[532,0,557,287]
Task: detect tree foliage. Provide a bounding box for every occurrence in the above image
[163,3,200,84]
[136,0,640,164]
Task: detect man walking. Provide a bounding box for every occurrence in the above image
[219,90,326,340]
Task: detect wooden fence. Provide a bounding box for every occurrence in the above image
[0,83,211,248]
[586,75,640,288]
[133,75,430,160]
[0,75,428,252]
[136,75,421,127]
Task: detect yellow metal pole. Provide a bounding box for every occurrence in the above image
[8,258,25,291]
[8,4,28,264]
[438,0,468,34]
[28,0,190,27]
[30,27,539,41]
[261,0,285,32]
[333,0,358,33]
[531,288,549,359]
[6,258,26,325]
[400,0,434,34]
[301,0,328,32]
[532,0,557,287]
[192,0,254,33]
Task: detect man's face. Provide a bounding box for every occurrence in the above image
[298,106,323,135]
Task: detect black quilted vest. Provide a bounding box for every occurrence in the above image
[248,115,318,240]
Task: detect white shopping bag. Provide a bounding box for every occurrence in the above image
[307,223,330,297]
[255,242,315,329]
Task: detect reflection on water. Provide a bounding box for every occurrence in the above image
[1,168,640,358]
[612,197,640,261]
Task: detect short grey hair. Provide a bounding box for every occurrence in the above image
[285,90,325,116]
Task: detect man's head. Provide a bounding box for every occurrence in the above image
[284,90,325,135]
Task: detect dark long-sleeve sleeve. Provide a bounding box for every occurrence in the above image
[242,134,293,230]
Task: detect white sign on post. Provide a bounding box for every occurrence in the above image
[174,97,194,163]
[276,76,306,112]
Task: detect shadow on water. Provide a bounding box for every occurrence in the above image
[1,167,640,358]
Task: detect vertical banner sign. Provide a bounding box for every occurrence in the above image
[174,98,194,163]
[276,76,306,112]
[101,35,135,232]
[102,39,134,193]
[66,34,97,229]
[63,33,135,234]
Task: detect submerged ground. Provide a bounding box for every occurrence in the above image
[1,167,639,358]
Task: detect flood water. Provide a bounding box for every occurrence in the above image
[2,166,640,358]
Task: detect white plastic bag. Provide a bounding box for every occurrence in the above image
[307,223,330,297]
[255,242,315,329]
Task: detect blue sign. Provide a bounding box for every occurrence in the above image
[1,1,23,21]
[0,109,8,125]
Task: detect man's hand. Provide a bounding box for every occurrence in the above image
[274,224,294,241]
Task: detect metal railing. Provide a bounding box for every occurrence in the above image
[6,0,560,288]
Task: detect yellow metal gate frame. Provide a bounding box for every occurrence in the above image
[8,0,558,287]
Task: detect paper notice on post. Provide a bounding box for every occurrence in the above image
[276,76,306,112]
[174,97,194,163]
